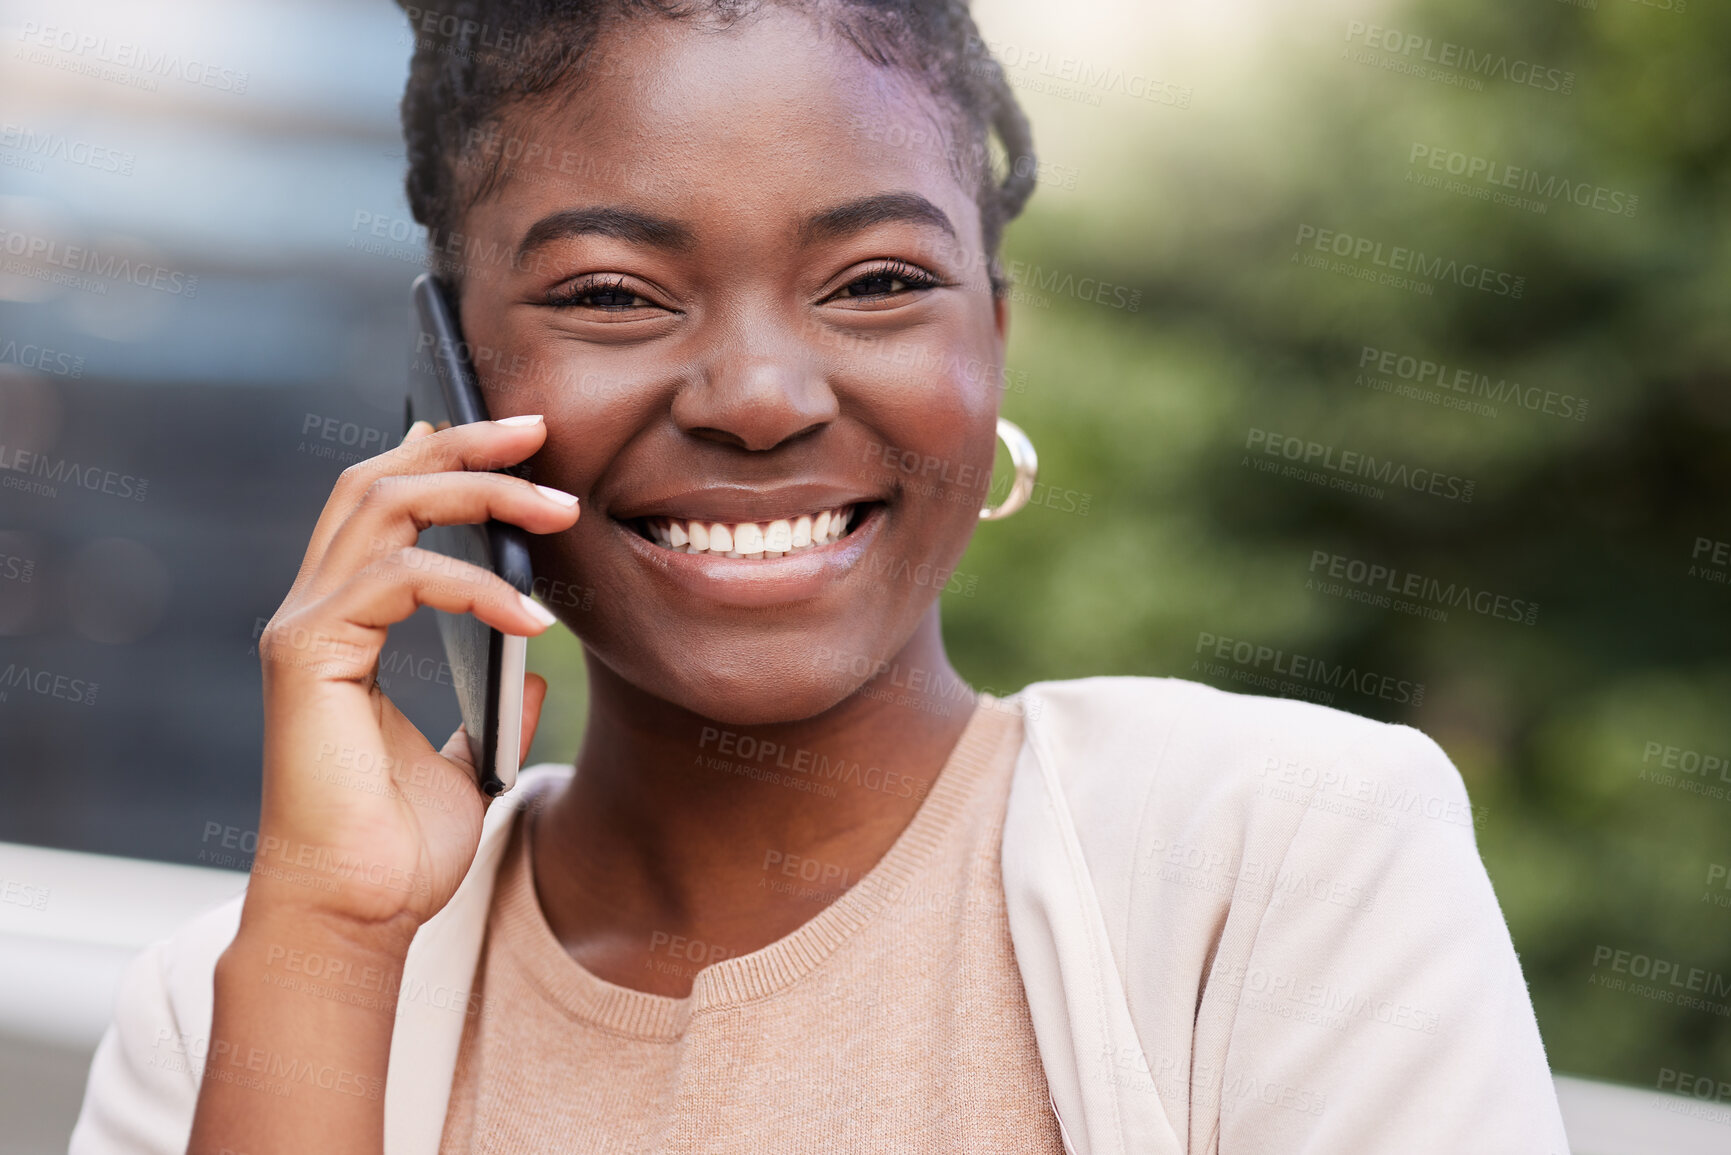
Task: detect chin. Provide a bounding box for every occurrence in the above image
[596,632,897,728]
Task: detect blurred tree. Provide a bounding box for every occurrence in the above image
[939,0,1731,1085]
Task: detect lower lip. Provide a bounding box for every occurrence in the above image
[614,505,887,608]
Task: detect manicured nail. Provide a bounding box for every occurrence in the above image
[534,485,579,508]
[497,414,544,426]
[519,593,557,627]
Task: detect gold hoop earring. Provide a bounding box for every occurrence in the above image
[980,417,1039,521]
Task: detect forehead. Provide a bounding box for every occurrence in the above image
[462,9,981,239]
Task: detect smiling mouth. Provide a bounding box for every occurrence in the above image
[630,503,875,558]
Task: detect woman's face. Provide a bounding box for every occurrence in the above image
[455,9,1007,725]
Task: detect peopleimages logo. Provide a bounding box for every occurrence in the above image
[0,444,149,502]
[1293,224,1525,299]
[965,34,1193,109]
[1343,21,1575,95]
[0,123,135,175]
[0,339,84,378]
[14,21,250,94]
[1589,945,1731,1015]
[1245,428,1475,504]
[1307,549,1540,626]
[399,5,529,57]
[1357,345,1588,422]
[0,664,99,706]
[1407,144,1637,218]
[0,228,198,297]
[1192,631,1426,707]
[1002,258,1142,312]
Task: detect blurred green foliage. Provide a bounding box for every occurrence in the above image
[957,0,1731,1086]
[533,0,1730,1087]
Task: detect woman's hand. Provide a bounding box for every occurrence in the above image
[187,415,578,1155]
[248,413,578,944]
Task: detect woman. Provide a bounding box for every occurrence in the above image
[72,2,1572,1152]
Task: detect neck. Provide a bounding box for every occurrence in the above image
[532,608,978,995]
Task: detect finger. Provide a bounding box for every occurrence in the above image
[301,415,550,575]
[519,673,549,766]
[403,419,435,444]
[264,549,556,684]
[440,724,476,775]
[313,470,578,587]
[434,676,545,795]
[345,547,556,635]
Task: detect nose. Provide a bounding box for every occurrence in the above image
[672,321,839,452]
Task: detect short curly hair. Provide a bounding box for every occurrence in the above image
[393,0,1037,292]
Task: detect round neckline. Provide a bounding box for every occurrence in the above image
[492,694,1023,1041]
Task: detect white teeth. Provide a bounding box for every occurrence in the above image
[646,505,861,557]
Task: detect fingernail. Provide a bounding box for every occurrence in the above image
[534,485,579,508]
[519,593,557,628]
[497,414,544,426]
[402,419,434,444]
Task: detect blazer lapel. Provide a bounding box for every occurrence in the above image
[383,765,574,1155]
[1002,688,1182,1155]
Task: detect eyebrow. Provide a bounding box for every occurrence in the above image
[515,206,695,264]
[800,192,958,245]
[513,192,958,266]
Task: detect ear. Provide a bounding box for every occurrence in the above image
[993,292,1009,345]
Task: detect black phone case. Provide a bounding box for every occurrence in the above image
[405,273,534,795]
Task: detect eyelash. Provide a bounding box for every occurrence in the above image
[544,275,649,311]
[541,258,944,311]
[833,259,943,300]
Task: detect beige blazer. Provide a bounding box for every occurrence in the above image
[69,677,1572,1154]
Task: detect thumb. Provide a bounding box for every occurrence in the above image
[519,672,549,765]
[437,673,550,783]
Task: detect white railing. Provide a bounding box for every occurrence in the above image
[0,840,245,1049]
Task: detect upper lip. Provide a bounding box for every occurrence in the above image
[609,482,886,524]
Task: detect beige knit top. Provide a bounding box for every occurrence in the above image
[437,698,1066,1154]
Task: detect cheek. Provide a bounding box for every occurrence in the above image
[479,338,668,493]
[864,365,1000,527]
[523,527,615,632]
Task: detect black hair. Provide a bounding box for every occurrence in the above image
[394,0,1036,293]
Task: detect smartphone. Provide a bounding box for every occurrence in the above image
[404,272,532,796]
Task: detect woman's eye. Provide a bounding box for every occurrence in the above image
[547,278,653,311]
[832,262,941,300]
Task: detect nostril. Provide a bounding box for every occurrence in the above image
[686,426,751,450]
[670,357,841,451]
[685,422,826,452]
